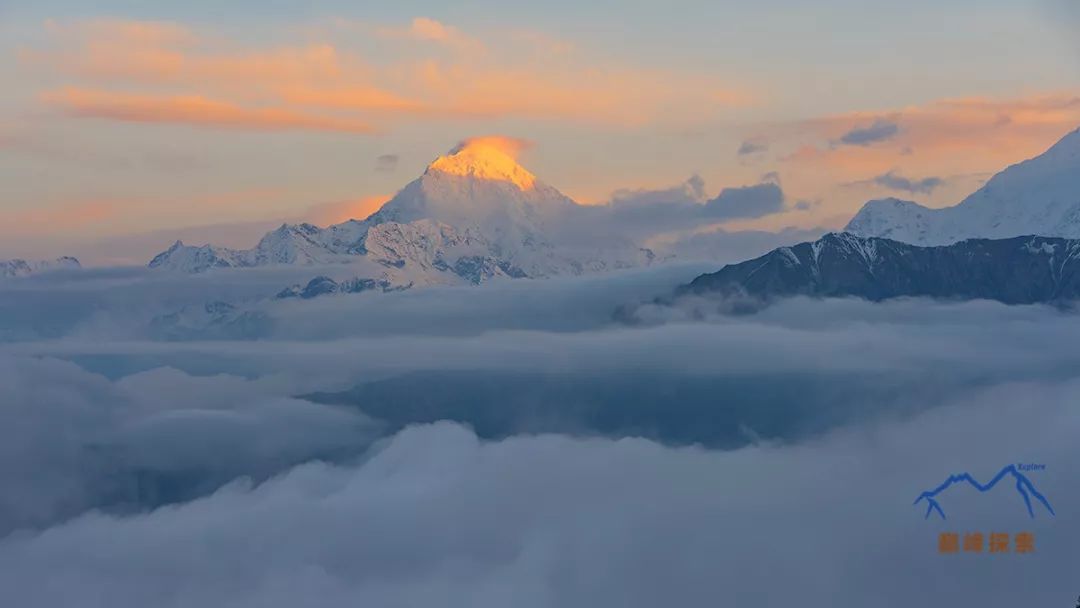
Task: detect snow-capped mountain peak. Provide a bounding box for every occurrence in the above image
[147,136,653,284]
[367,136,576,232]
[844,198,935,242]
[426,136,538,190]
[846,125,1080,245]
[148,240,246,272]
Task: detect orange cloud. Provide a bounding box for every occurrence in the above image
[305,195,390,226]
[727,91,1080,233]
[821,94,1073,145]
[27,18,757,132]
[42,88,377,133]
[279,86,428,113]
[452,135,532,159]
[770,92,1080,180]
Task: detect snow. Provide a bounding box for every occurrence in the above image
[0,256,81,278]
[778,247,800,266]
[846,127,1080,245]
[146,142,653,288]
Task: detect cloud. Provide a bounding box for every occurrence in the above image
[561,176,791,245]
[778,93,1080,172]
[0,356,382,536]
[835,119,900,147]
[0,373,1077,606]
[41,88,377,133]
[608,175,707,208]
[662,226,826,263]
[703,182,785,220]
[375,154,399,173]
[6,225,1080,606]
[737,138,768,156]
[757,92,1080,227]
[450,135,533,159]
[277,86,428,113]
[871,171,945,194]
[27,19,757,132]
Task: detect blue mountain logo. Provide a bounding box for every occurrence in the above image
[914,464,1055,520]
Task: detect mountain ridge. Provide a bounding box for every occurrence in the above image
[0,256,81,279]
[677,232,1080,306]
[147,139,652,286]
[846,126,1080,245]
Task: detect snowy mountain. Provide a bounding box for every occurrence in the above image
[677,232,1080,306]
[0,256,81,278]
[147,220,370,272]
[276,276,399,300]
[846,126,1080,245]
[148,137,652,289]
[148,301,273,341]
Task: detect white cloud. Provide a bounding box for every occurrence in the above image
[1,383,1076,606]
[0,356,381,535]
[3,266,1080,606]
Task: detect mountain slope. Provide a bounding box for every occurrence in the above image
[846,127,1080,245]
[148,220,370,271]
[679,232,1080,305]
[1,256,81,278]
[148,137,651,283]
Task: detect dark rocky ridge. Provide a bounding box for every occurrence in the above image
[680,232,1080,306]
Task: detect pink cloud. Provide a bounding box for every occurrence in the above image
[27,18,758,132]
[41,88,377,133]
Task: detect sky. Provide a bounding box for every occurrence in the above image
[2,0,1080,262]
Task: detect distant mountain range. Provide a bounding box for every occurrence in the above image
[664,125,1080,309]
[678,232,1080,306]
[847,127,1080,245]
[0,256,81,279]
[148,138,653,292]
[148,301,273,341]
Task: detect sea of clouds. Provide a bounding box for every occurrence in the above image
[1,265,1077,606]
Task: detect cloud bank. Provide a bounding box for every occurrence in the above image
[1,372,1076,607]
[2,260,1080,606]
